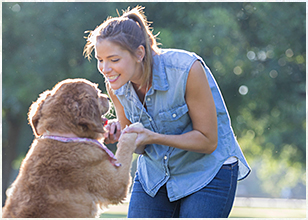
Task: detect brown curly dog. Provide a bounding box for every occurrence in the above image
[2,78,139,218]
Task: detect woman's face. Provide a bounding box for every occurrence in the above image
[95,39,143,90]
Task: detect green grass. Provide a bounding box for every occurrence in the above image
[100,213,127,218]
[230,206,306,218]
[100,206,306,218]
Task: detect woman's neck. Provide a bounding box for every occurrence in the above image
[132,81,151,105]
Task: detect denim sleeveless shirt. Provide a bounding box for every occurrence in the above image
[114,49,251,202]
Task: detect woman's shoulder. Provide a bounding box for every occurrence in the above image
[157,48,200,69]
[158,48,196,58]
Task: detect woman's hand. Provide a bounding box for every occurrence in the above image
[104,120,122,144]
[122,123,154,148]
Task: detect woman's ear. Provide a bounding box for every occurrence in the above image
[135,45,145,62]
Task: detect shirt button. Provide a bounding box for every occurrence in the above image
[166,173,169,176]
[172,113,177,118]
[164,156,167,160]
[149,118,152,122]
[147,97,151,101]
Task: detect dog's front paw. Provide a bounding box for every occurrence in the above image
[119,132,138,144]
[118,132,138,154]
[118,123,145,154]
[128,123,145,154]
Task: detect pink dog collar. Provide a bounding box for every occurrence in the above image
[40,135,121,167]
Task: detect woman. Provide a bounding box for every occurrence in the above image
[84,6,251,218]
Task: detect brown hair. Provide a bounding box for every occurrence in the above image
[84,6,160,88]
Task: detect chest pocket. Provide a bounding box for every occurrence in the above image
[158,104,191,135]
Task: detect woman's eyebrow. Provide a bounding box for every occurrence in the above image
[107,55,118,59]
[95,54,118,59]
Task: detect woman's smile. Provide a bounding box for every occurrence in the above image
[107,74,120,83]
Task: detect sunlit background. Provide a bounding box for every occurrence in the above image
[2,2,306,218]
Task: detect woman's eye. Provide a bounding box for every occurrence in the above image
[111,59,120,62]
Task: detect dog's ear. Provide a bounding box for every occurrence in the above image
[76,94,105,134]
[28,90,52,137]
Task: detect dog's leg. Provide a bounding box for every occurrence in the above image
[113,122,144,193]
[111,132,137,199]
[91,131,137,209]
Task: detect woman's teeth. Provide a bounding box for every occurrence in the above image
[108,75,119,82]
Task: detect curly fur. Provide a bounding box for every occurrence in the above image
[2,79,138,218]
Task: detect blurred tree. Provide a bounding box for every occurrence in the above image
[2,2,305,204]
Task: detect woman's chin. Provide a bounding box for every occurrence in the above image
[109,82,123,91]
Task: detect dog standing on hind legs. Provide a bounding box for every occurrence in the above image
[2,78,141,218]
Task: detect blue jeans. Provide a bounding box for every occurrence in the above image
[128,161,238,218]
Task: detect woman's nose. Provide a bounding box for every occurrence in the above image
[98,62,112,74]
[102,64,112,74]
[103,67,112,73]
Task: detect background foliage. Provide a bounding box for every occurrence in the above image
[2,2,306,205]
